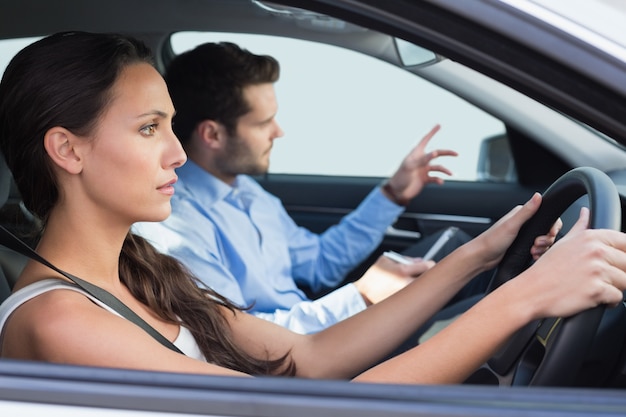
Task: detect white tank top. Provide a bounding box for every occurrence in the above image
[0,279,205,361]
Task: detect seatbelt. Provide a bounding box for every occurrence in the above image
[0,225,183,354]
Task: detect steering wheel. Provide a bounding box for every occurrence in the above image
[467,167,622,386]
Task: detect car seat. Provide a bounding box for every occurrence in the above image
[0,154,28,303]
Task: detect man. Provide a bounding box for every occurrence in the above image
[134,42,491,334]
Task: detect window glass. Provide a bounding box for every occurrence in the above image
[171,32,506,181]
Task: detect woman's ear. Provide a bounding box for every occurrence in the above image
[196,119,226,150]
[43,127,83,174]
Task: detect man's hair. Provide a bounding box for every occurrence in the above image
[165,42,280,142]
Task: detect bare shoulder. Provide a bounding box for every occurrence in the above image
[2,285,121,361]
[2,287,254,376]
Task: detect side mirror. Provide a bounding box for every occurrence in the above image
[477,134,517,182]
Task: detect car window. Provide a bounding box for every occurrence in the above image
[170,32,507,182]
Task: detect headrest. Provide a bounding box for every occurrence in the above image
[0,153,12,208]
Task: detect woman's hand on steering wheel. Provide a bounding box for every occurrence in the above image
[530,217,563,261]
[470,193,543,271]
[513,207,626,319]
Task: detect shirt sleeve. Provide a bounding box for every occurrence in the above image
[253,283,367,334]
[288,186,405,294]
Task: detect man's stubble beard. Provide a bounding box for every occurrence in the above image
[220,135,271,177]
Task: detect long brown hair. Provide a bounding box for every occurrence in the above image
[0,31,293,376]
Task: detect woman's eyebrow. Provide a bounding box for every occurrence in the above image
[137,110,169,119]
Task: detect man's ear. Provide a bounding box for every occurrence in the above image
[196,120,226,149]
[43,127,83,174]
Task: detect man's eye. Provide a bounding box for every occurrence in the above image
[140,124,157,136]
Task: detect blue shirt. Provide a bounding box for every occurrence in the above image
[133,160,404,334]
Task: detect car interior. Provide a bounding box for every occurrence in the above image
[0,155,28,302]
[1,0,626,392]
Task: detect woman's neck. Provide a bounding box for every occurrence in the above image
[32,208,130,291]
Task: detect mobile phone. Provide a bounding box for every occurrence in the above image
[422,226,459,261]
[382,250,413,265]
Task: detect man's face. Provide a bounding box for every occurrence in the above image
[215,83,284,178]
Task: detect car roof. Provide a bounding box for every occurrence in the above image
[510,0,626,54]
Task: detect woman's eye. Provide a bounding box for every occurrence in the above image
[140,124,157,136]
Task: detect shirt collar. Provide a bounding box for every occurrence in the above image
[175,160,259,208]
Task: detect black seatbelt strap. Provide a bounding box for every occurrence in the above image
[0,225,183,354]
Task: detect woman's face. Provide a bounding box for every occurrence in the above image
[78,63,187,226]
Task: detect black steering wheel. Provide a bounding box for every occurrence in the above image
[467,167,622,386]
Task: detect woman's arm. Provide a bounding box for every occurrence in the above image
[226,240,483,380]
[229,194,626,383]
[226,194,538,379]
[356,206,626,384]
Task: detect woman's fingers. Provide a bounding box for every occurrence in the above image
[530,218,564,260]
[527,223,626,318]
[495,192,542,232]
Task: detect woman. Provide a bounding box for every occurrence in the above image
[0,31,624,383]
